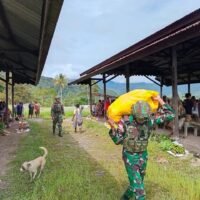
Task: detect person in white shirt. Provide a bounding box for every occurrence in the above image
[72,104,83,133]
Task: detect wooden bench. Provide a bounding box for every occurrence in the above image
[184,121,200,137]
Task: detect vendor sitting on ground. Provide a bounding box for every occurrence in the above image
[17,118,30,133]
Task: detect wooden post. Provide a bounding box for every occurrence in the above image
[5,70,9,127]
[160,77,163,97]
[125,65,130,92]
[103,74,106,118]
[188,75,191,94]
[171,46,179,137]
[89,81,92,115]
[12,73,14,117]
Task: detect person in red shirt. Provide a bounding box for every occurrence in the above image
[104,97,111,118]
[34,101,40,118]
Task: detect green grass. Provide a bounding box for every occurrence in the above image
[23,106,90,119]
[0,120,123,200]
[1,118,200,200]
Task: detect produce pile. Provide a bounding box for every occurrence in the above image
[151,133,185,154]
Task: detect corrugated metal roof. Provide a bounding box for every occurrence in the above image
[0,0,63,85]
[69,8,200,86]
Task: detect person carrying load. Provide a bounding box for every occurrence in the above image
[107,90,175,200]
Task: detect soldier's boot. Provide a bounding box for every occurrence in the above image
[58,127,63,137]
[53,125,56,135]
[120,194,130,200]
[58,131,63,137]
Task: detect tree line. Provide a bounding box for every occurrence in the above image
[0,74,99,107]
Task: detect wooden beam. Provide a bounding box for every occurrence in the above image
[144,75,161,86]
[171,46,179,137]
[5,70,9,127]
[160,77,163,97]
[12,73,14,117]
[188,74,191,93]
[91,78,103,81]
[91,79,102,86]
[89,81,92,115]
[105,74,118,83]
[125,65,130,92]
[103,74,106,118]
[0,76,12,85]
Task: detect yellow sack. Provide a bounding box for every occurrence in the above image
[107,89,159,122]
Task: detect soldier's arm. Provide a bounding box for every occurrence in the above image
[152,96,175,125]
[107,119,125,145]
[61,104,64,115]
[51,105,54,117]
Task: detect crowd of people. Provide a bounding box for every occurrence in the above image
[92,97,114,120]
[91,92,200,135]
[160,93,200,132]
[0,101,40,134]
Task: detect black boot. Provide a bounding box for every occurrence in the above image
[58,131,63,137]
[53,126,55,135]
[120,194,130,200]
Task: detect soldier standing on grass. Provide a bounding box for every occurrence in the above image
[107,95,175,200]
[51,96,64,137]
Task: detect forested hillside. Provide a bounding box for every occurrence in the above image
[98,81,200,98]
[0,75,199,106]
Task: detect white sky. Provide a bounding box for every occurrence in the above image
[42,0,200,83]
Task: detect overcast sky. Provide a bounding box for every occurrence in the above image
[42,0,200,83]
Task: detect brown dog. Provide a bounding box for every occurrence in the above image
[20,147,48,181]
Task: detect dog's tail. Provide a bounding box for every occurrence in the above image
[40,147,48,158]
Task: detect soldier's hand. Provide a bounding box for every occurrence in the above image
[107,118,115,128]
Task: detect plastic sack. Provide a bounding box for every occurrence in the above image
[107,89,159,122]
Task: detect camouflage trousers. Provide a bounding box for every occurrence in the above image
[53,115,63,135]
[122,150,148,200]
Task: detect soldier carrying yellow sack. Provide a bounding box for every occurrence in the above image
[107,93,175,200]
[51,96,64,137]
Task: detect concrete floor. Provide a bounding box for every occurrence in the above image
[179,134,200,153]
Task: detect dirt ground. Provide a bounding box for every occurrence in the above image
[0,121,22,189]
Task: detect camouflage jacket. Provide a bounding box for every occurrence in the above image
[109,104,174,152]
[51,102,64,117]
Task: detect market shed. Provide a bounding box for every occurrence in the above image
[69,9,200,136]
[0,0,63,121]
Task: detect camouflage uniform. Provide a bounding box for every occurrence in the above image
[109,102,174,200]
[51,98,64,136]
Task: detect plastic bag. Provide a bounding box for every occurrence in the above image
[107,89,159,122]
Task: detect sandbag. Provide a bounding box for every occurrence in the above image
[107,89,159,122]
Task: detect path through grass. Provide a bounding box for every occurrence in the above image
[0,119,122,200]
[1,118,200,200]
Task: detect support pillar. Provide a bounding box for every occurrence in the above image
[160,77,163,97]
[125,65,130,92]
[12,73,14,117]
[188,75,191,94]
[103,74,106,118]
[89,81,92,115]
[5,70,9,127]
[171,46,179,137]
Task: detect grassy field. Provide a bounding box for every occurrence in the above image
[23,106,91,119]
[1,117,200,200]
